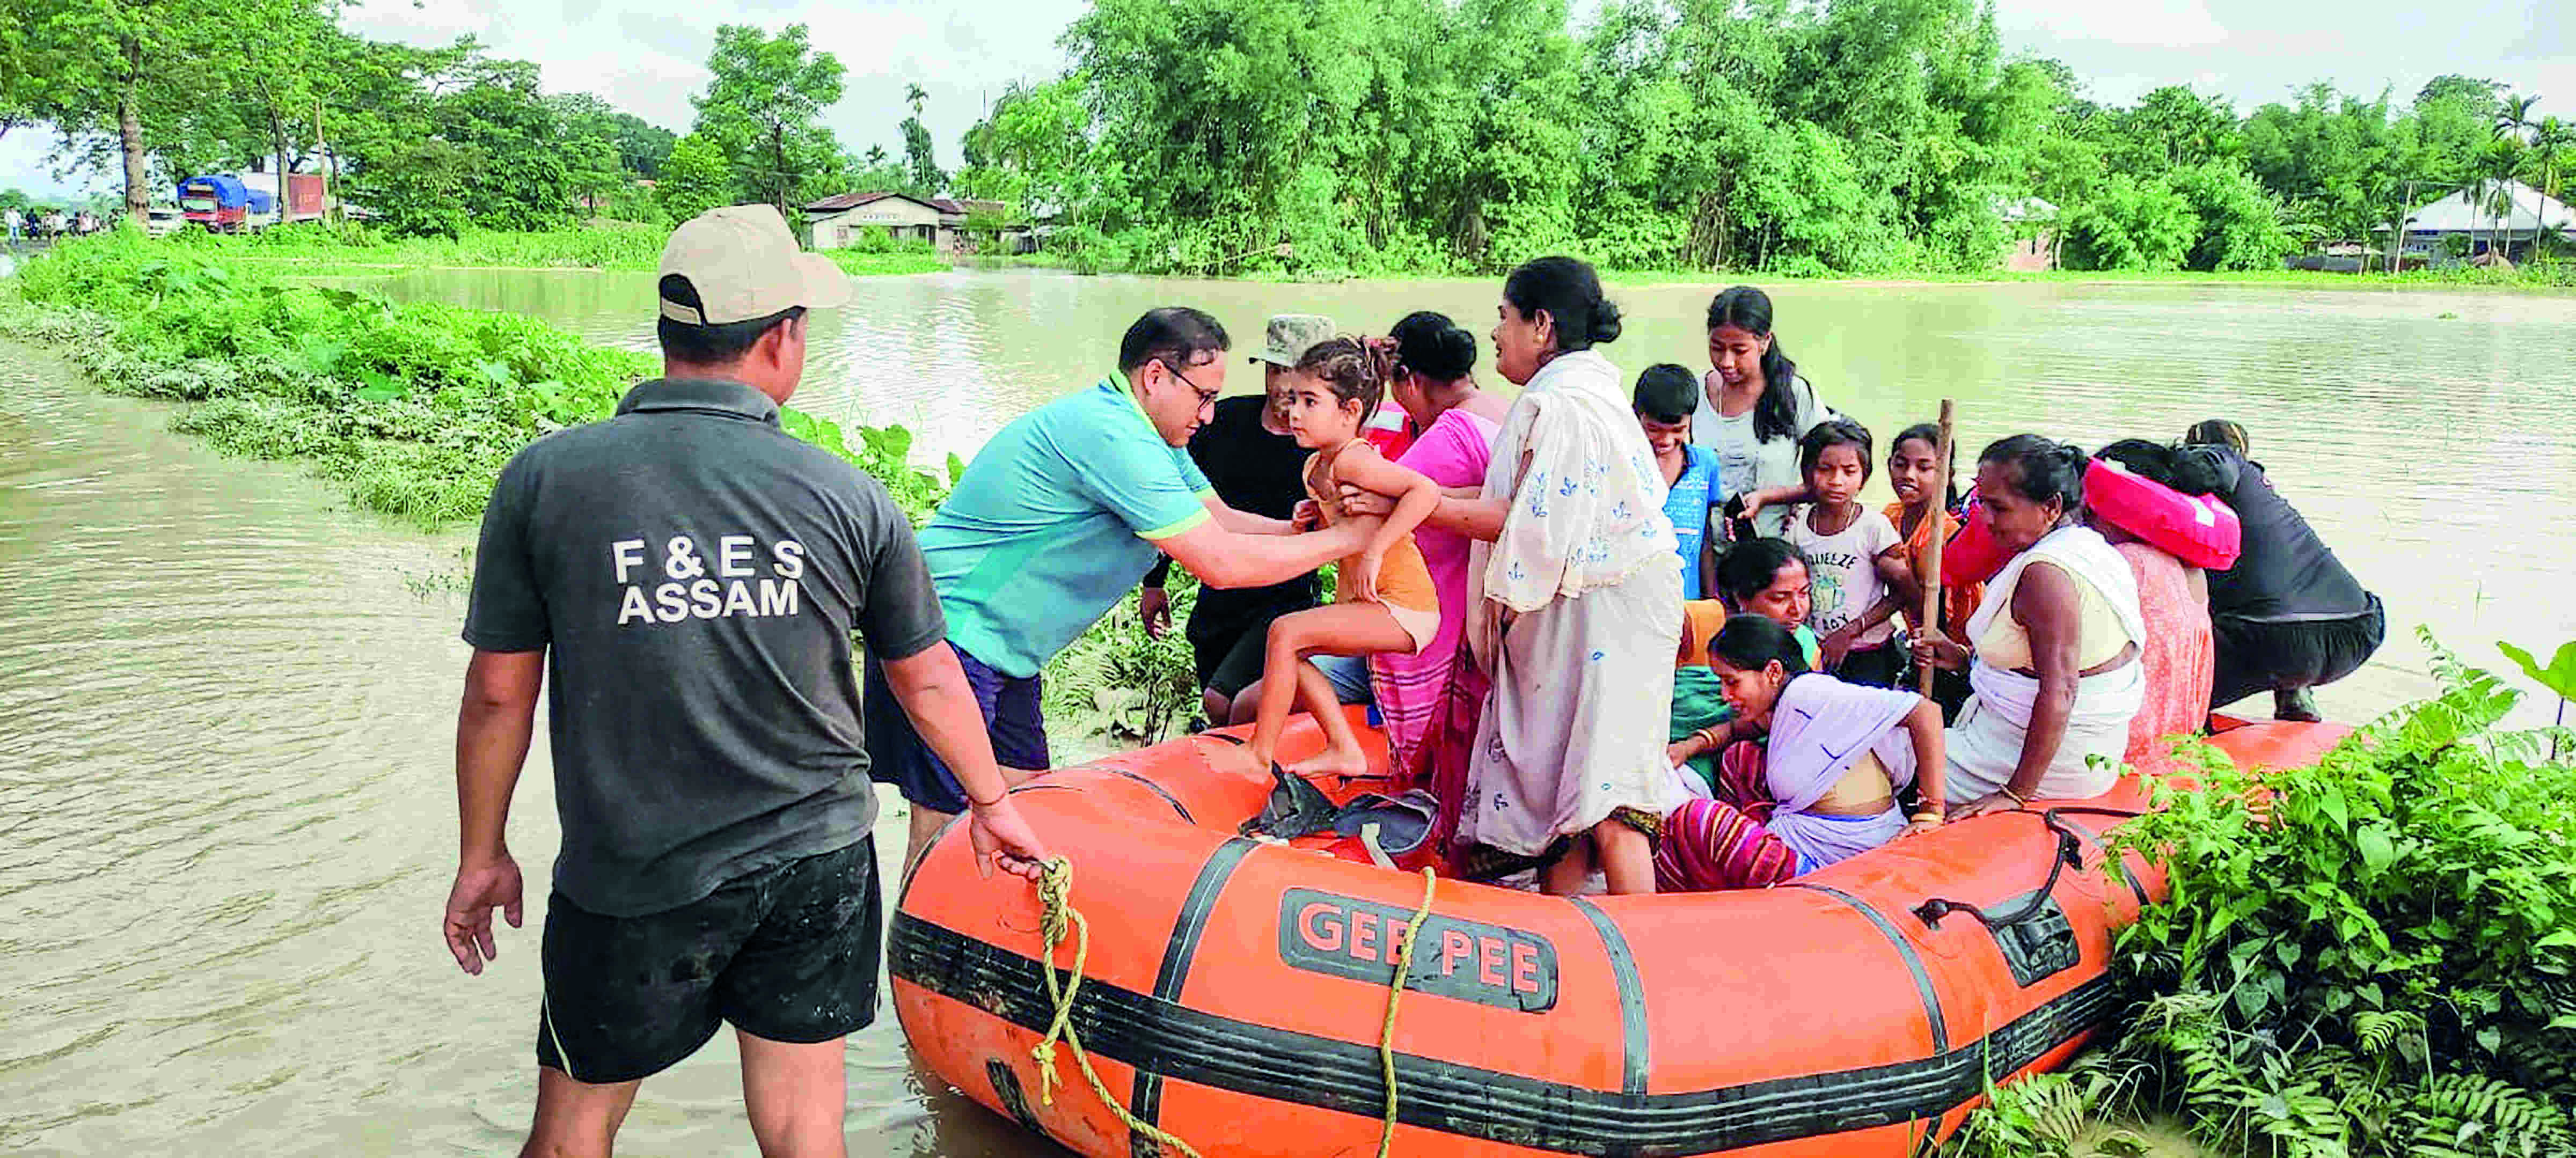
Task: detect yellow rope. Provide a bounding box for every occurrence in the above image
[1031,857,1205,1158]
[1378,866,1438,1157]
[1027,855,1439,1158]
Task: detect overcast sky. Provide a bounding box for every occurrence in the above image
[4,0,2567,198]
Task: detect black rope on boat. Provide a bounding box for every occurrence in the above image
[1910,807,2147,930]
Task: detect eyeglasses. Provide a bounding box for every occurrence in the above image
[1157,358,1223,409]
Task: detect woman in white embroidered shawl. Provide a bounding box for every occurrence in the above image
[1913,436,2147,819]
[1436,256,1687,894]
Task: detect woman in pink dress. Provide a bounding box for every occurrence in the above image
[1335,311,1509,851]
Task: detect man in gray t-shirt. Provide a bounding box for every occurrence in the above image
[443,204,1045,1156]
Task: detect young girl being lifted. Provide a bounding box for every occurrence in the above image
[1240,337,1445,777]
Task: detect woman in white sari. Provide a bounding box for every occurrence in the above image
[1457,257,1689,893]
[1913,436,2145,818]
[1346,258,1681,892]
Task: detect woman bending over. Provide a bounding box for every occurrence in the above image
[1656,615,1948,892]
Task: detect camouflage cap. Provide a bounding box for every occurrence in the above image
[1249,314,1339,368]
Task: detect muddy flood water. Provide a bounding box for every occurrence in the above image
[5,269,2574,1154]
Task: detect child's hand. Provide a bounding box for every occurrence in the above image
[1336,485,1394,519]
[1350,549,1383,603]
[1818,625,1857,670]
[1290,499,1321,532]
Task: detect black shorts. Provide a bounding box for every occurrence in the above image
[1190,591,1316,697]
[536,837,880,1084]
[2209,593,2385,711]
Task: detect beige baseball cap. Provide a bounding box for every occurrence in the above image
[1249,314,1338,368]
[657,204,852,325]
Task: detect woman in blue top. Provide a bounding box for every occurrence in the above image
[1635,364,1722,599]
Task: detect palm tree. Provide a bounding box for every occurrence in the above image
[2531,118,2575,260]
[2489,94,2543,258]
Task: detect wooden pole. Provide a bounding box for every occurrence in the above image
[1919,399,1955,697]
[314,98,329,224]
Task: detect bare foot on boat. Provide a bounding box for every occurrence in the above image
[1213,740,1271,777]
[1285,744,1371,779]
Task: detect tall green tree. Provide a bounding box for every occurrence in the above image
[8,0,318,223]
[955,78,1090,213]
[690,24,847,216]
[655,133,734,223]
[898,83,943,196]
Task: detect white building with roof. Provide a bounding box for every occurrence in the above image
[2375,180,2575,264]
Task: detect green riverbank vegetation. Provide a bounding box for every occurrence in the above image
[943,3,2571,282]
[9,0,2568,282]
[124,220,947,277]
[0,232,951,524]
[1951,635,2576,1157]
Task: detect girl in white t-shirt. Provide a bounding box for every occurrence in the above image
[1782,420,1914,687]
[1694,286,1833,540]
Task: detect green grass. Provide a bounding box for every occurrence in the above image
[141,219,952,278]
[973,245,2576,291]
[824,249,949,276]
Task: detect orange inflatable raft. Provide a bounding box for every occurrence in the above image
[891,713,2346,1157]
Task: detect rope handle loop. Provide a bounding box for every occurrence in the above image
[1028,854,1438,1158]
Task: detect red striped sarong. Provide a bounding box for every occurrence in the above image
[1370,643,1452,783]
[1414,644,1491,870]
[1653,742,1799,891]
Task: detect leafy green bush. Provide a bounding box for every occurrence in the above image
[1956,632,2576,1156]
[823,249,949,277]
[113,221,950,277]
[1042,578,1205,748]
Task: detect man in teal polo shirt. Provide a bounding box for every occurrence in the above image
[866,306,1367,862]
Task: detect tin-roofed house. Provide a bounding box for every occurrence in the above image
[2375,180,2575,267]
[804,192,1024,255]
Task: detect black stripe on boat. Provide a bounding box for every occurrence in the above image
[891,912,2116,1156]
[1128,838,1258,1156]
[1788,883,1950,1054]
[1568,897,1651,1098]
[1096,767,1195,824]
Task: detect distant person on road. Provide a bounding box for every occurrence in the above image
[2172,420,2382,722]
[869,306,1371,868]
[5,208,20,245]
[443,204,1049,1158]
[1138,313,1373,727]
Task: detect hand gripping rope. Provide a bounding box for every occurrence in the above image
[1029,856,1439,1158]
